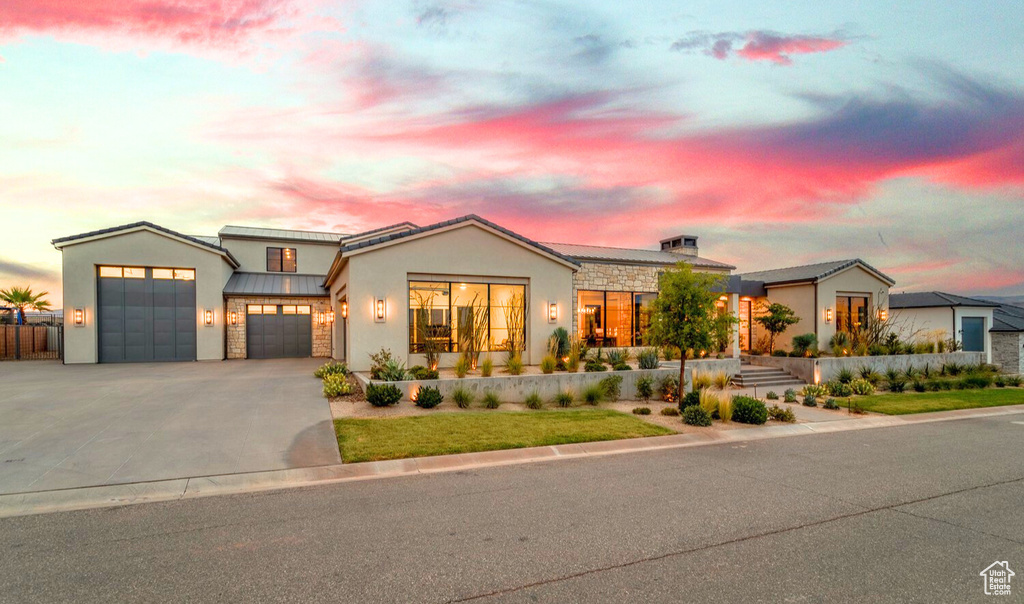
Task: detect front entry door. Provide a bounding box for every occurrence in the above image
[961,317,985,352]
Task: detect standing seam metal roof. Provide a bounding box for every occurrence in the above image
[223,272,329,296]
[218,225,347,244]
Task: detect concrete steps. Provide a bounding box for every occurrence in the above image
[732,365,806,389]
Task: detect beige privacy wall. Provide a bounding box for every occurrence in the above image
[225,296,332,359]
[332,223,576,372]
[59,229,235,363]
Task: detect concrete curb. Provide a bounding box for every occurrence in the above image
[2,404,1022,519]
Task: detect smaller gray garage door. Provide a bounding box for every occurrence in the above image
[246,304,313,359]
[961,317,986,352]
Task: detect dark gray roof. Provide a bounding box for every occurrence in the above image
[889,291,999,309]
[736,259,895,286]
[219,225,347,244]
[52,221,240,267]
[223,272,329,297]
[542,242,735,270]
[341,222,418,241]
[991,304,1024,332]
[339,214,581,267]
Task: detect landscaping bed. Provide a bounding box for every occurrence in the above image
[855,389,1024,415]
[334,409,675,463]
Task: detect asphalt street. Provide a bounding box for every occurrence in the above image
[2,413,1022,603]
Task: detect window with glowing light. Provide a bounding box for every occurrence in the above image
[266,247,297,272]
[408,281,525,353]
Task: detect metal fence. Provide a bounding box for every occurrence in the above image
[0,324,63,360]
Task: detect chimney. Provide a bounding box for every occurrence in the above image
[659,234,699,257]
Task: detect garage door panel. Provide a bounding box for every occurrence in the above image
[98,267,197,363]
[247,305,312,359]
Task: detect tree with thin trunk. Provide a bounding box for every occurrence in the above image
[647,263,723,402]
[0,286,51,325]
[754,302,799,354]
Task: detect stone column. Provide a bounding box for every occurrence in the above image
[730,293,741,358]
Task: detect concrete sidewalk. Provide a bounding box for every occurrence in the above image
[2,403,1021,519]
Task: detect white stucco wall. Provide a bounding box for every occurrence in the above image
[816,265,891,349]
[758,283,815,351]
[59,229,235,363]
[953,307,994,363]
[330,223,576,372]
[219,237,339,275]
[891,305,994,363]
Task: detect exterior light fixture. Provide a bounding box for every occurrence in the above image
[327,310,335,324]
[825,307,833,323]
[73,308,84,326]
[204,310,214,326]
[340,301,348,319]
[719,295,728,301]
[316,311,325,325]
[879,309,888,322]
[548,302,558,323]
[375,297,386,322]
[228,311,237,325]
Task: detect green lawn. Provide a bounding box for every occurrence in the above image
[335,409,675,463]
[858,388,1024,415]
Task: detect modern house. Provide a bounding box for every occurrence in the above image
[735,259,896,352]
[52,215,896,370]
[889,292,997,363]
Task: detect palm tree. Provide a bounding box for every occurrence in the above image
[0,286,52,325]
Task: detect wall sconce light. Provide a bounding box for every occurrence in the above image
[316,311,325,325]
[204,310,214,326]
[327,310,335,324]
[73,308,84,326]
[228,311,237,325]
[340,301,348,319]
[878,309,888,321]
[375,297,386,322]
[825,307,833,323]
[548,302,558,323]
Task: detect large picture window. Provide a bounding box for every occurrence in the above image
[266,247,297,273]
[408,281,526,353]
[835,295,869,333]
[578,290,657,347]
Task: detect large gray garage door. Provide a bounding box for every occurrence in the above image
[97,266,197,363]
[246,304,312,359]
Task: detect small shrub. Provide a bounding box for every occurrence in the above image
[884,367,901,383]
[943,362,963,376]
[961,374,993,389]
[682,405,712,426]
[408,365,440,380]
[791,333,818,356]
[635,374,654,402]
[1006,375,1022,387]
[369,348,396,379]
[451,387,473,409]
[454,355,471,378]
[566,352,580,373]
[912,379,926,392]
[413,386,443,409]
[772,350,789,357]
[637,348,660,369]
[480,358,493,377]
[903,366,918,380]
[482,391,501,409]
[850,378,874,396]
[888,378,907,393]
[585,360,607,372]
[553,390,575,408]
[693,371,713,390]
[712,371,732,390]
[322,374,353,398]
[366,383,402,407]
[661,346,678,361]
[699,389,720,417]
[661,406,680,416]
[732,396,768,425]
[848,398,865,414]
[582,383,604,405]
[613,362,631,371]
[505,354,524,376]
[802,393,818,407]
[766,391,779,400]
[632,406,652,415]
[836,368,854,384]
[823,397,840,410]
[995,376,1007,388]
[827,381,853,397]
[314,360,349,378]
[768,404,796,423]
[540,354,557,374]
[802,384,827,397]
[783,388,797,403]
[659,376,678,403]
[606,349,627,365]
[378,358,408,382]
[600,374,623,401]
[680,389,701,410]
[524,391,543,410]
[718,396,733,422]
[867,343,887,356]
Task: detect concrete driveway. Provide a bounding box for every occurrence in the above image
[0,359,340,495]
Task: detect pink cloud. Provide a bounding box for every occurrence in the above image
[736,32,847,65]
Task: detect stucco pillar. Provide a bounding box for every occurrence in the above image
[730,293,741,359]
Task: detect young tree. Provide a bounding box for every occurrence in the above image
[647,263,724,401]
[0,286,51,325]
[754,302,799,353]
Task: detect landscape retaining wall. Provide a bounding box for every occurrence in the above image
[741,352,986,384]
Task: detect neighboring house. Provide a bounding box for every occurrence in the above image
[735,259,895,353]
[889,292,997,364]
[52,216,740,369]
[991,303,1024,374]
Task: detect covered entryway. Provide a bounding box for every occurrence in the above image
[246,304,313,359]
[97,266,197,363]
[961,316,986,352]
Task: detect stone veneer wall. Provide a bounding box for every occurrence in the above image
[225,296,332,359]
[571,262,663,336]
[992,332,1024,374]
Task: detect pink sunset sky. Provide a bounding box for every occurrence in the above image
[1,1,1023,303]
